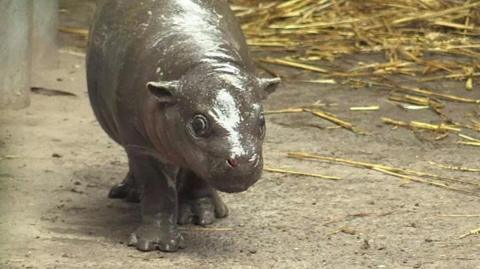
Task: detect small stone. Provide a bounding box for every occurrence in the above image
[70,188,84,194]
[52,153,62,158]
[340,227,356,235]
[361,239,370,250]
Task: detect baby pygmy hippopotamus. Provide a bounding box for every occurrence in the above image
[86,0,280,252]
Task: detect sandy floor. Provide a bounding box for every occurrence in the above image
[0,2,479,269]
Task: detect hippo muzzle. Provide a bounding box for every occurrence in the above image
[207,153,264,193]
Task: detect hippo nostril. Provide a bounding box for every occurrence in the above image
[226,159,238,168]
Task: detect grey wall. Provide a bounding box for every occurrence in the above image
[0,0,33,109]
[32,0,59,70]
[0,0,59,110]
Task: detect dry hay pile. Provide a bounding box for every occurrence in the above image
[233,1,480,227]
[231,0,480,147]
[232,0,479,85]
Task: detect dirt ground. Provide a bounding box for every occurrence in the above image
[1,2,479,269]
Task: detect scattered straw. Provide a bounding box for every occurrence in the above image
[0,155,21,161]
[350,106,380,111]
[418,73,480,83]
[388,94,444,111]
[458,133,480,143]
[259,57,329,73]
[457,134,480,146]
[295,79,337,84]
[429,161,480,173]
[265,108,304,115]
[382,117,461,133]
[457,141,480,147]
[304,108,363,133]
[287,151,480,196]
[459,227,480,239]
[265,107,362,134]
[400,88,480,104]
[391,2,480,25]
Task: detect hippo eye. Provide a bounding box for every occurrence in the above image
[190,114,209,137]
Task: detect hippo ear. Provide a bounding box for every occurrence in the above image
[258,77,281,99]
[146,81,179,104]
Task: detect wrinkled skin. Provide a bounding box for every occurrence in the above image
[87,0,280,252]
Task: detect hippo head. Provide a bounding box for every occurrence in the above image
[146,66,280,193]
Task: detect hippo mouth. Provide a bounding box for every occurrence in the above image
[205,159,263,193]
[211,177,257,193]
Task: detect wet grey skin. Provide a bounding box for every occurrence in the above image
[87,0,280,252]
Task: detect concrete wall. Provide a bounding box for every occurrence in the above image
[32,0,59,70]
[0,0,33,109]
[0,0,59,110]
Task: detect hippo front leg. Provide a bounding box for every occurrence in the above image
[177,169,229,226]
[126,151,184,252]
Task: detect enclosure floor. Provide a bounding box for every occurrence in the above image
[1,0,479,267]
[0,49,479,269]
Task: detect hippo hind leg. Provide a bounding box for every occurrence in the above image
[108,170,141,203]
[177,169,229,226]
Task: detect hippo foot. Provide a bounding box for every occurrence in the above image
[178,196,229,226]
[128,224,185,252]
[108,172,141,203]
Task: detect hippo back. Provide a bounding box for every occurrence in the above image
[87,0,253,145]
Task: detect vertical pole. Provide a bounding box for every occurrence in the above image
[32,0,59,70]
[0,0,32,109]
